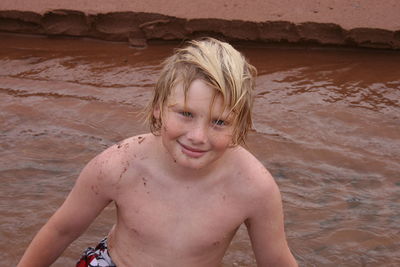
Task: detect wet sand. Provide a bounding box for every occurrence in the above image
[1,0,400,49]
[1,34,400,266]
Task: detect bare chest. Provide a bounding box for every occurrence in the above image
[113,176,245,256]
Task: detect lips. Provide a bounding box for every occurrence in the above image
[178,141,207,158]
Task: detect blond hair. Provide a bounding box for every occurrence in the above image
[146,37,257,145]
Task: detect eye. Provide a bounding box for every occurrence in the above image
[180,111,193,117]
[212,119,226,126]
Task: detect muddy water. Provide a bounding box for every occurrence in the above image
[1,34,399,267]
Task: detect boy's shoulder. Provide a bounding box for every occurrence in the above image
[230,145,272,177]
[91,133,156,182]
[227,147,282,220]
[227,146,278,196]
[105,132,155,154]
[96,133,152,160]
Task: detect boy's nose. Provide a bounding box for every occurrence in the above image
[187,123,207,144]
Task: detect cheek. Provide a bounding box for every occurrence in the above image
[210,132,234,149]
[162,117,184,137]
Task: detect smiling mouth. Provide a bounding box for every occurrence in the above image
[178,142,207,158]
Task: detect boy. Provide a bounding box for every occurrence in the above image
[18,38,297,267]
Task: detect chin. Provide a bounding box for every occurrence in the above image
[174,156,206,170]
[176,151,223,171]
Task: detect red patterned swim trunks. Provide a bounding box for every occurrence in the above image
[76,238,116,267]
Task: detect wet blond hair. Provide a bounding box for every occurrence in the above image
[146,37,257,145]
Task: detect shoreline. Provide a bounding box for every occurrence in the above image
[1,1,399,50]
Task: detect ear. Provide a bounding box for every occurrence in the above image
[153,104,161,119]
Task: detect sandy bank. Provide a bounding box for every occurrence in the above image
[1,0,400,49]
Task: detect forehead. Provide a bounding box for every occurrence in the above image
[167,80,227,111]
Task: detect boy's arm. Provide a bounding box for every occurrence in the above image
[17,153,114,267]
[245,173,298,267]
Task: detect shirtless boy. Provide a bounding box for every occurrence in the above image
[18,38,297,267]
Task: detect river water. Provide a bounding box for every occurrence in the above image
[1,34,399,266]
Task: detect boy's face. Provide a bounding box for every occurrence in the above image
[154,79,235,170]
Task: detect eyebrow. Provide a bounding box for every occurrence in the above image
[167,101,178,108]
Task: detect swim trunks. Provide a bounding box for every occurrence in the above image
[76,237,117,267]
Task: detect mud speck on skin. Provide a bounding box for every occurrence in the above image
[91,185,99,195]
[138,136,145,144]
[117,142,130,149]
[117,161,130,183]
[212,241,221,246]
[142,176,147,186]
[120,167,127,178]
[130,227,140,235]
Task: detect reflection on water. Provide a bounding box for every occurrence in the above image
[1,34,399,267]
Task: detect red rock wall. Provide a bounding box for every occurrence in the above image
[1,1,399,49]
